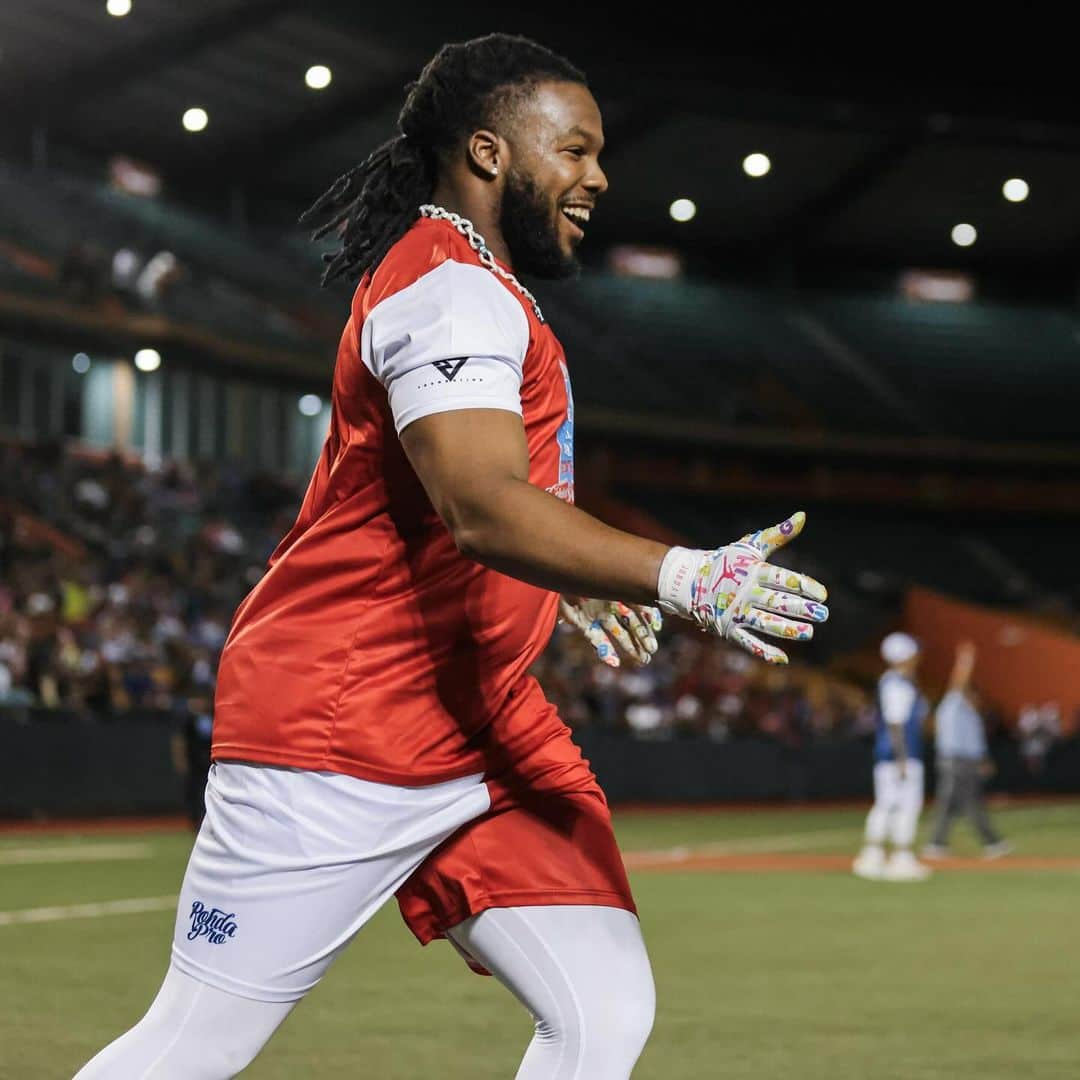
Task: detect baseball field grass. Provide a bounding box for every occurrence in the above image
[2,800,1077,1079]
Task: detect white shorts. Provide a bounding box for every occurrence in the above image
[171,762,490,1002]
[872,759,924,816]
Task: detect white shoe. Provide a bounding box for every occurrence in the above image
[983,840,1013,860]
[852,847,886,880]
[882,851,932,881]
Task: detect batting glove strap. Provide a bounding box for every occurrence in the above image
[656,546,700,621]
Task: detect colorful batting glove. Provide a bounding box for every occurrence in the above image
[656,510,828,665]
[559,597,663,668]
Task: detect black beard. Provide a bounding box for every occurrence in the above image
[499,169,580,281]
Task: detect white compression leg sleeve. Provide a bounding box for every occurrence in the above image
[448,905,655,1080]
[73,964,295,1079]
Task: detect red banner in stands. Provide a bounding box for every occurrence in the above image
[904,587,1080,735]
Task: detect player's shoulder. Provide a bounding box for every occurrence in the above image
[357,223,530,358]
[364,219,471,301]
[358,220,518,318]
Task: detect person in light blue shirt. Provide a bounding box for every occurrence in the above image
[924,642,1010,859]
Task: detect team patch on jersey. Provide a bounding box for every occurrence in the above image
[546,360,575,503]
[187,901,239,945]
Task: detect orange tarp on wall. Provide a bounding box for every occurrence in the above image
[904,587,1080,735]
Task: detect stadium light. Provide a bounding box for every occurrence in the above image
[72,353,91,374]
[951,223,977,247]
[134,348,161,372]
[742,152,771,178]
[669,198,697,223]
[298,394,322,416]
[1003,178,1030,203]
[305,65,332,90]
[182,107,209,133]
[106,0,132,16]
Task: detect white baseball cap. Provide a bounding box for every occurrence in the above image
[881,631,920,665]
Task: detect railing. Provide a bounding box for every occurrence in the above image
[2,707,1076,819]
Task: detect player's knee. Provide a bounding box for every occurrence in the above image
[583,966,656,1058]
[610,978,657,1052]
[534,965,655,1064]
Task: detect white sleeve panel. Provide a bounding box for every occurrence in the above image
[880,675,917,726]
[360,260,530,435]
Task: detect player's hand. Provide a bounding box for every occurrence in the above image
[897,763,908,782]
[560,597,662,668]
[656,510,828,664]
[979,758,996,780]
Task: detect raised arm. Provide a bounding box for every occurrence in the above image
[946,641,977,694]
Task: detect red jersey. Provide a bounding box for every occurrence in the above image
[212,217,576,785]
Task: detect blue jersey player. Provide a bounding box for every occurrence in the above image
[853,632,933,881]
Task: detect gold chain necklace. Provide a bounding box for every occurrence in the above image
[418,204,545,323]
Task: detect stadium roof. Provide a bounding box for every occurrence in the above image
[3,2,1079,282]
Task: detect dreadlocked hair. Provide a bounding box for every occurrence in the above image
[300,32,586,286]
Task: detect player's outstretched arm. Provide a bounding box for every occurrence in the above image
[401,408,827,663]
[401,408,666,599]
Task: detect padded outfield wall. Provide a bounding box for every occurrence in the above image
[1,709,1076,819]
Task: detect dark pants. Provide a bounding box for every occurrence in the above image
[930,757,1001,847]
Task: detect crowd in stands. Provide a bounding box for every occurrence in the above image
[0,438,1062,761]
[534,622,877,744]
[0,439,877,745]
[0,439,301,720]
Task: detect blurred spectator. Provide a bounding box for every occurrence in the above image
[110,248,183,309]
[170,679,214,830]
[135,250,182,307]
[1017,701,1062,775]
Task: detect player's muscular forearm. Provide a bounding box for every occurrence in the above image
[402,407,666,601]
[402,407,827,663]
[458,475,668,602]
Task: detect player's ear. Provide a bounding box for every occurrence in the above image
[467,129,504,180]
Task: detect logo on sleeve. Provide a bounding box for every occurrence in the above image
[545,360,575,504]
[432,358,468,382]
[187,901,239,944]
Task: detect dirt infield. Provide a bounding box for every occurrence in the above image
[625,851,1080,873]
[0,815,191,836]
